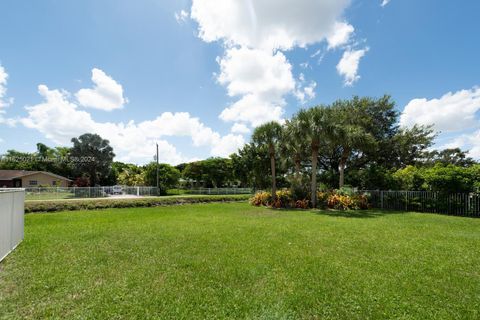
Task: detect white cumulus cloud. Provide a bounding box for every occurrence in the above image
[336,47,369,86]
[294,73,317,103]
[400,87,480,132]
[76,68,128,111]
[327,21,354,49]
[191,0,351,51]
[190,0,355,127]
[0,64,16,126]
[231,123,251,134]
[175,10,189,24]
[0,65,9,109]
[22,85,245,164]
[211,134,246,157]
[218,47,295,126]
[400,86,480,159]
[381,0,391,7]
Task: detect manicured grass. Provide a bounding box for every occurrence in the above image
[1,203,479,319]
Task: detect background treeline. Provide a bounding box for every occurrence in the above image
[240,95,479,199]
[0,133,244,193]
[1,95,478,195]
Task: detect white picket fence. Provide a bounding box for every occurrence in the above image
[0,189,25,262]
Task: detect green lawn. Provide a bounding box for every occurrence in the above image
[1,203,479,319]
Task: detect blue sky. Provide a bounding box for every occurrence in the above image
[0,0,479,164]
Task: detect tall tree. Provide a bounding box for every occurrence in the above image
[252,121,283,202]
[422,148,476,167]
[231,143,272,190]
[281,117,308,179]
[330,102,376,188]
[295,106,332,207]
[144,163,180,194]
[70,133,115,186]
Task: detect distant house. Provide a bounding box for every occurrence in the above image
[0,170,72,188]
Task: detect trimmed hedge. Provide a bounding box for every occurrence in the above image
[25,195,250,213]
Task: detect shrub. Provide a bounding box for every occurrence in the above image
[326,193,370,210]
[250,190,299,208]
[294,199,310,209]
[271,190,293,208]
[317,190,370,210]
[288,175,310,201]
[250,191,272,206]
[335,186,355,196]
[351,194,370,210]
[317,191,332,209]
[251,189,370,211]
[327,194,354,210]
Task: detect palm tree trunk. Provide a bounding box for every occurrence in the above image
[270,154,277,202]
[311,147,318,208]
[295,156,301,179]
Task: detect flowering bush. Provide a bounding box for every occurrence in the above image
[251,189,369,210]
[294,199,310,209]
[323,191,370,210]
[317,191,331,209]
[272,190,293,208]
[250,191,272,206]
[327,193,354,210]
[251,190,298,208]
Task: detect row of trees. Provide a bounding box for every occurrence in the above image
[1,96,477,195]
[247,96,478,205]
[0,133,241,191]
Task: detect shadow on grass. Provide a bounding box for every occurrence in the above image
[313,209,407,219]
[264,207,406,219]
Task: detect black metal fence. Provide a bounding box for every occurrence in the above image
[361,190,480,217]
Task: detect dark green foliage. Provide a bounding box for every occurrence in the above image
[252,121,283,201]
[144,163,181,194]
[393,164,480,193]
[231,143,276,190]
[234,95,462,193]
[182,157,234,188]
[422,148,476,167]
[70,133,115,186]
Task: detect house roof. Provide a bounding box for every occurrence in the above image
[0,170,72,181]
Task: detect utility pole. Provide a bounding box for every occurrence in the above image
[156,143,159,192]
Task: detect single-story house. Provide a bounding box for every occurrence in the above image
[0,170,72,188]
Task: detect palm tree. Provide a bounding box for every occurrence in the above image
[331,102,376,188]
[295,106,333,208]
[280,118,307,179]
[252,121,283,202]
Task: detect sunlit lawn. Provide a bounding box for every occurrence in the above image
[1,203,479,319]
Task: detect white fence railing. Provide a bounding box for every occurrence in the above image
[0,189,25,262]
[22,186,252,200]
[23,186,160,200]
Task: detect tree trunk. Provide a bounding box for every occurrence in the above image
[295,156,301,180]
[339,161,345,188]
[311,147,318,208]
[270,154,277,202]
[338,148,350,188]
